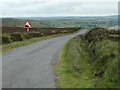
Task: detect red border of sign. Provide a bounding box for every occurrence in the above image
[23,20,32,28]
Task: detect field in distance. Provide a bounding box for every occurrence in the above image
[1,15,118,29]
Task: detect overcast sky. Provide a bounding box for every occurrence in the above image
[0,0,119,17]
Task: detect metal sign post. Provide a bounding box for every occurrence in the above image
[27,28,29,32]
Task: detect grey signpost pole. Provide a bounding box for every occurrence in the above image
[27,28,29,32]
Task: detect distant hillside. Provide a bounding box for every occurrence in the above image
[2,15,118,29]
[2,18,48,28]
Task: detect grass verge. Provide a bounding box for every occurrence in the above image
[55,28,119,88]
[2,34,67,53]
[55,36,95,88]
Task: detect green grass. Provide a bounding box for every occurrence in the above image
[55,36,95,88]
[2,34,67,53]
[55,29,119,88]
[90,40,118,88]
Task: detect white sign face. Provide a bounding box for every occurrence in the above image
[23,21,32,28]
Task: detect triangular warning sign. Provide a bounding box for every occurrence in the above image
[23,20,32,28]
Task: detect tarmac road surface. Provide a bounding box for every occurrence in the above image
[2,29,88,88]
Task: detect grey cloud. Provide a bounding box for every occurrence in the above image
[1,2,118,17]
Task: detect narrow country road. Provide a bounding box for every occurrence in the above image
[2,29,88,88]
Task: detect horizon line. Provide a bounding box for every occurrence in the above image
[0,15,118,18]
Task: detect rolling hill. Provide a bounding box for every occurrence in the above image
[2,15,118,29]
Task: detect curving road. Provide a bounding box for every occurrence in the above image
[2,29,88,88]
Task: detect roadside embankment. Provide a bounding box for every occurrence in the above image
[55,27,119,88]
